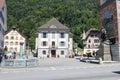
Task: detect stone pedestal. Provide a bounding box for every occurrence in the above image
[111,44,120,61]
[96,43,112,61]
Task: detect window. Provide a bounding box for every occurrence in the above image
[89,40,91,43]
[0,11,4,24]
[52,32,55,38]
[10,47,13,51]
[91,34,94,37]
[0,24,2,31]
[15,48,17,52]
[61,51,64,55]
[88,45,90,48]
[1,28,4,34]
[95,34,98,37]
[5,36,8,39]
[10,42,13,45]
[43,32,47,38]
[60,32,65,38]
[15,42,18,45]
[11,36,14,39]
[52,41,55,47]
[94,39,99,43]
[5,41,8,45]
[43,50,46,55]
[1,41,4,47]
[43,41,47,46]
[60,41,65,46]
[2,6,4,11]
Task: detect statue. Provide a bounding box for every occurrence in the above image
[101,28,111,45]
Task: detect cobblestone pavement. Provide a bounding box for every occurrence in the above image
[0,58,120,73]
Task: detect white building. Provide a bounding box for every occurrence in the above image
[36,18,73,58]
[0,0,7,52]
[4,28,26,54]
[82,28,100,55]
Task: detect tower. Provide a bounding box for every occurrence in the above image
[99,0,120,61]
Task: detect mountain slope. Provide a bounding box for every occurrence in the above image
[6,0,99,49]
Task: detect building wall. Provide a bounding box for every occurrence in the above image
[99,0,119,43]
[116,0,120,43]
[4,29,26,54]
[83,32,100,55]
[36,31,72,58]
[0,0,7,50]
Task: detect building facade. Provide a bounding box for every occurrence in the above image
[0,0,7,52]
[36,18,73,58]
[83,28,100,55]
[4,28,26,54]
[99,0,120,61]
[99,0,120,44]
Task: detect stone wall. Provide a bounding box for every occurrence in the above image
[111,44,120,61]
[96,43,112,61]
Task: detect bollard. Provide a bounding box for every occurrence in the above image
[99,57,103,64]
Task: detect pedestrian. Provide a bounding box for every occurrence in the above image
[0,54,3,64]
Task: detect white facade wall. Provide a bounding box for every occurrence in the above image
[36,31,72,58]
[4,30,26,54]
[83,33,100,55]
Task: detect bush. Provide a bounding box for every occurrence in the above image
[47,55,49,58]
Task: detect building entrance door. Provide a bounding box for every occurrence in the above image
[51,50,56,58]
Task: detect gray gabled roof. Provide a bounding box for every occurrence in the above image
[38,18,69,30]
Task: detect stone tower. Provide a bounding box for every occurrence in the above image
[99,0,120,61]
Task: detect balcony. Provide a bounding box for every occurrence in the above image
[49,45,58,49]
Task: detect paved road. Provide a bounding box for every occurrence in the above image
[0,58,120,80]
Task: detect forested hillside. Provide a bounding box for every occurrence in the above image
[6,0,99,49]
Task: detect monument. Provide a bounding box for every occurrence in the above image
[95,28,112,61]
[1,42,38,67]
[98,0,120,61]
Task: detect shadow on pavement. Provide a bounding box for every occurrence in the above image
[113,71,120,74]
